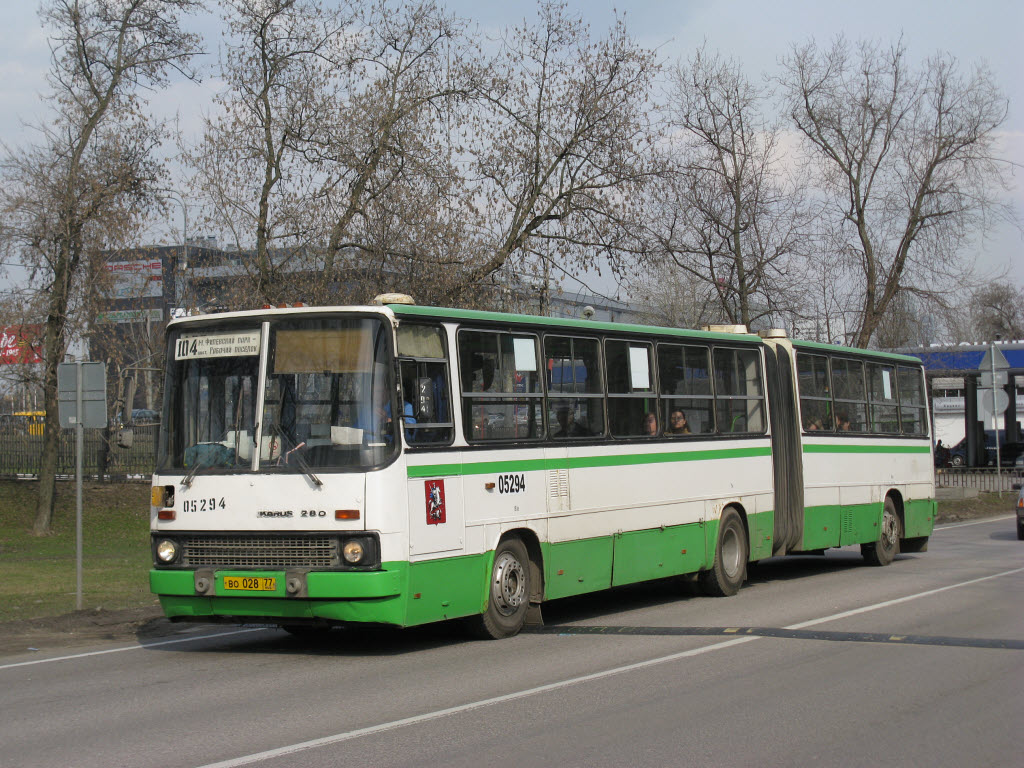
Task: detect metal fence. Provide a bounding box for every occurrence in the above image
[0,425,158,481]
[935,467,1024,493]
[5,428,1021,491]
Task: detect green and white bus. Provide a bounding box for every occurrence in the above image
[149,296,935,638]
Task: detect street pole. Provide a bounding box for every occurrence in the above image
[75,359,83,611]
[991,339,1001,492]
[162,190,188,311]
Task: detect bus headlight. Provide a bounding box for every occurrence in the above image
[156,539,179,564]
[342,539,365,564]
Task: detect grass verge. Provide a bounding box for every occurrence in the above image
[0,480,1016,624]
[0,480,156,623]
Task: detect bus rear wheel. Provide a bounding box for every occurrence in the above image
[281,624,333,638]
[862,497,900,566]
[700,508,747,597]
[469,537,530,640]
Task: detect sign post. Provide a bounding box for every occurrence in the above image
[978,344,1010,492]
[58,361,107,610]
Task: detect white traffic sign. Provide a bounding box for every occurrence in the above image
[978,388,1010,418]
[980,370,1008,388]
[978,346,1010,371]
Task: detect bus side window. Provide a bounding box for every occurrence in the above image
[458,329,543,442]
[400,361,453,444]
[397,324,454,446]
[712,347,766,434]
[796,352,834,432]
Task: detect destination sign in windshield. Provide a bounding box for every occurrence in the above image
[175,330,261,360]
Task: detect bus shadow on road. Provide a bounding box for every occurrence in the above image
[139,553,925,657]
[746,551,870,585]
[988,529,1020,541]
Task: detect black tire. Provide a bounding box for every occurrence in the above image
[468,538,530,640]
[950,454,964,467]
[1017,521,1024,541]
[281,624,333,638]
[862,497,900,566]
[900,535,929,553]
[699,508,748,597]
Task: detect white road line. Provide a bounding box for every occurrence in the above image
[0,628,266,671]
[193,566,1024,768]
[934,515,1014,530]
[786,567,1024,630]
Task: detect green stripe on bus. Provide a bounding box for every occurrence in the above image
[407,458,553,477]
[406,445,772,478]
[803,444,931,455]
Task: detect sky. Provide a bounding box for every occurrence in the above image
[0,0,1021,293]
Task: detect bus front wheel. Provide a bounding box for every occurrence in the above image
[700,508,747,597]
[469,537,530,640]
[862,497,900,566]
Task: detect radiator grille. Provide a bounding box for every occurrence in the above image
[182,535,339,568]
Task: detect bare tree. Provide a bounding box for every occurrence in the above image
[623,258,723,329]
[0,0,199,535]
[780,37,1012,348]
[871,292,936,349]
[187,0,347,304]
[649,47,811,330]
[965,282,1024,341]
[459,1,658,296]
[189,0,482,307]
[312,0,482,305]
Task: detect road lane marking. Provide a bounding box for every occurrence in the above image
[784,567,1024,630]
[192,566,1024,768]
[934,515,1014,530]
[0,628,265,671]
[194,635,762,768]
[528,624,1024,650]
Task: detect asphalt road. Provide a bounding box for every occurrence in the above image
[2,516,1021,768]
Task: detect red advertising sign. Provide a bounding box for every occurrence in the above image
[0,325,43,365]
[425,479,446,525]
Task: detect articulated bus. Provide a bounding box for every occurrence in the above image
[149,295,935,638]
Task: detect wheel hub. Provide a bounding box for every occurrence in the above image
[882,509,898,547]
[491,551,526,616]
[721,527,741,578]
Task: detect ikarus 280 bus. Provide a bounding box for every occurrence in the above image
[149,295,935,638]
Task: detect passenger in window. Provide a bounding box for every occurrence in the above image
[837,412,851,431]
[667,408,691,435]
[552,405,589,438]
[642,412,659,436]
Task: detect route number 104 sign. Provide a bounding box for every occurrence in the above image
[174,330,261,360]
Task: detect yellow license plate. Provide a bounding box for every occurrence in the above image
[223,576,276,592]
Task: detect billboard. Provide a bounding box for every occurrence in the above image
[103,259,164,299]
[95,308,164,324]
[0,324,43,365]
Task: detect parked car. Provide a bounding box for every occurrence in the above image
[945,431,1024,467]
[131,408,160,425]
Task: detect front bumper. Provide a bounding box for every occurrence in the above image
[150,567,408,625]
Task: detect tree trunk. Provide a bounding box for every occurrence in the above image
[33,361,61,536]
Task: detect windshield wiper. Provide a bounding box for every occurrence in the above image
[284,443,323,487]
[181,459,206,489]
[269,423,323,487]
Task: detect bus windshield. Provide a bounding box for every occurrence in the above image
[161,315,397,473]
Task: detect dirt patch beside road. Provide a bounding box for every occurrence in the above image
[0,606,184,658]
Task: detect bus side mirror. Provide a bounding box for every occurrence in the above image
[117,427,134,449]
[123,376,138,425]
